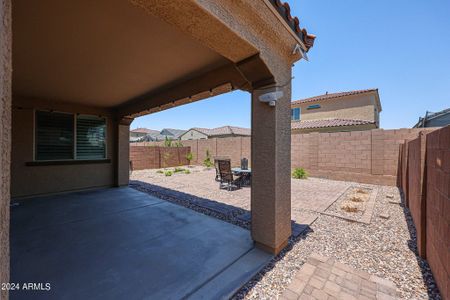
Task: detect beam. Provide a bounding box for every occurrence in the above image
[116,64,247,119]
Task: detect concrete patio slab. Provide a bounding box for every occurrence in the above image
[10,188,272,300]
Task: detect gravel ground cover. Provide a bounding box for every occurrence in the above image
[234,185,440,300]
[130,167,441,299]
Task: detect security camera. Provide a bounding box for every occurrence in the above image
[258,90,284,107]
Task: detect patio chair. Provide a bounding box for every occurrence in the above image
[214,157,230,181]
[241,158,248,170]
[217,159,241,191]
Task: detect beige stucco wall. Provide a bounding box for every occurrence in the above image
[11,97,117,198]
[180,129,208,140]
[0,0,11,298]
[292,93,379,124]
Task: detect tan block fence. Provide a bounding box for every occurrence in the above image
[131,128,434,185]
[291,128,435,185]
[130,146,190,170]
[399,125,450,300]
[132,137,251,168]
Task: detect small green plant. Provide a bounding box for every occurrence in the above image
[175,141,183,147]
[203,149,213,168]
[164,136,172,147]
[174,167,185,173]
[186,152,193,165]
[292,168,308,179]
[164,170,173,176]
[156,170,164,174]
[162,152,172,168]
[184,169,191,174]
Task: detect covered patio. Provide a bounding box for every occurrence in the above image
[0,0,315,298]
[10,188,271,299]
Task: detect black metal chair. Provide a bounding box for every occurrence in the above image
[241,158,248,170]
[217,159,241,191]
[214,157,230,182]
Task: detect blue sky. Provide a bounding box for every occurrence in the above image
[132,0,450,130]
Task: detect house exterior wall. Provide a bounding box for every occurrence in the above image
[11,97,117,198]
[180,129,208,140]
[292,93,379,124]
[0,0,11,298]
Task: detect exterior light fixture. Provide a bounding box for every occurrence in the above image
[293,43,309,61]
[258,89,284,107]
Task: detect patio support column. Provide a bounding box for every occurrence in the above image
[115,117,133,187]
[0,0,11,298]
[251,73,292,254]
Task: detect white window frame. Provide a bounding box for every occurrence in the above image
[291,107,301,121]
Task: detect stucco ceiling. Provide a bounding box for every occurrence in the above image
[12,0,229,107]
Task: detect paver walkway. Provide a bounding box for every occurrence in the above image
[131,167,351,225]
[281,253,399,300]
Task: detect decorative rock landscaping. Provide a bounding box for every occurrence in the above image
[130,168,441,299]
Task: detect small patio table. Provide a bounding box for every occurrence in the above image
[232,167,252,187]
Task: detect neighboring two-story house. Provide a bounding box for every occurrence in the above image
[291,89,382,133]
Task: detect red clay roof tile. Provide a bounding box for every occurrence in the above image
[291,118,375,130]
[269,0,316,51]
[292,89,378,105]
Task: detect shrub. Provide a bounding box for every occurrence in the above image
[162,152,171,168]
[164,170,173,176]
[164,136,172,147]
[292,168,308,179]
[186,152,193,165]
[203,150,213,168]
[175,141,183,147]
[156,170,164,174]
[184,169,191,174]
[174,167,185,173]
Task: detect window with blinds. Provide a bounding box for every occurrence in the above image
[291,107,301,121]
[76,115,106,159]
[35,111,74,160]
[35,111,106,161]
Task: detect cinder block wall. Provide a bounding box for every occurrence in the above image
[133,137,251,167]
[398,126,450,299]
[292,128,435,185]
[130,146,190,170]
[424,126,450,300]
[406,133,427,257]
[134,129,435,185]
